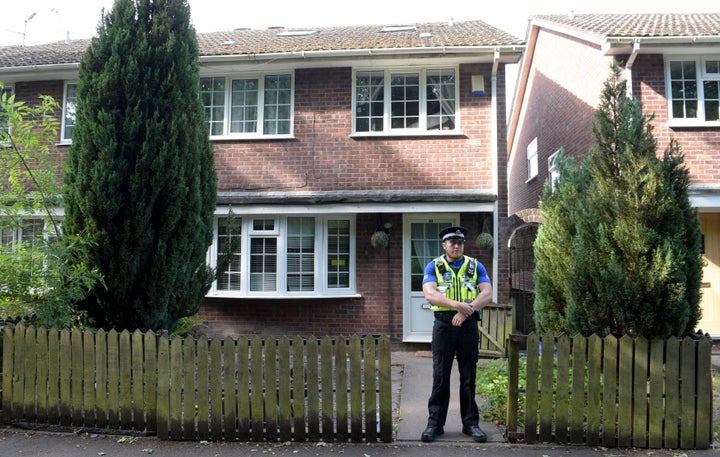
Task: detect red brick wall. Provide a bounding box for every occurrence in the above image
[214,65,497,193]
[631,54,720,186]
[508,29,613,216]
[11,63,510,344]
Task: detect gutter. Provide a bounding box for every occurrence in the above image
[0,62,79,76]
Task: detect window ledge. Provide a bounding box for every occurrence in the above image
[350,130,465,139]
[210,134,296,141]
[206,293,362,299]
[667,121,720,129]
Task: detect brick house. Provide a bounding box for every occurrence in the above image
[507,13,720,337]
[0,20,523,344]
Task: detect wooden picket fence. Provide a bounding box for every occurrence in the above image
[1,324,393,442]
[478,303,513,357]
[506,333,714,449]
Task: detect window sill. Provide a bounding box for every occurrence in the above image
[667,120,720,129]
[210,134,295,141]
[206,292,362,299]
[350,130,465,139]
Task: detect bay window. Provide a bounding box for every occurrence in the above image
[200,73,293,138]
[353,67,458,134]
[666,57,720,125]
[209,215,355,297]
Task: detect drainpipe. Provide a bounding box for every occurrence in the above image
[491,49,499,304]
[624,41,640,97]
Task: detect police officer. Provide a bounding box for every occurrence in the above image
[420,226,492,443]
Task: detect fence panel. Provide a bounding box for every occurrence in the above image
[507,332,713,450]
[601,335,618,447]
[306,336,320,441]
[2,326,392,443]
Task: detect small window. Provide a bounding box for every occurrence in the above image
[548,149,561,192]
[353,67,458,134]
[200,72,293,138]
[0,85,14,137]
[61,82,78,142]
[526,137,538,181]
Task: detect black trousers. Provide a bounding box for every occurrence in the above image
[426,313,480,428]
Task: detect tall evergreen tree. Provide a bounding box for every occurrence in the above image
[533,64,703,338]
[62,0,217,331]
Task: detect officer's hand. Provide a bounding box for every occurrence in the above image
[452,313,466,327]
[456,301,474,318]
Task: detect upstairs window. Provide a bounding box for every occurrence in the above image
[61,82,77,142]
[353,67,458,134]
[666,57,720,125]
[200,73,293,138]
[526,137,538,181]
[548,149,560,192]
[209,214,354,297]
[0,85,13,137]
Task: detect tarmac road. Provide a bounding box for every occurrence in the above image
[0,428,718,457]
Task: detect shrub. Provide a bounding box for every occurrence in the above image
[476,357,526,426]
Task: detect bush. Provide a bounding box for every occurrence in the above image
[476,357,526,426]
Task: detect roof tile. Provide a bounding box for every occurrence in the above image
[0,19,523,69]
[531,13,720,38]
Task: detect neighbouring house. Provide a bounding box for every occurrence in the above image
[507,13,720,337]
[0,19,523,345]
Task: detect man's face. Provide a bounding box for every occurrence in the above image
[442,239,465,261]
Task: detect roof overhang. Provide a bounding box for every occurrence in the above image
[199,45,524,72]
[215,189,497,214]
[601,36,720,56]
[0,63,79,83]
[690,185,720,212]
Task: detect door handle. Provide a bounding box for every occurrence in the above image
[421,303,433,310]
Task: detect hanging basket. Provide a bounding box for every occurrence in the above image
[370,231,390,249]
[475,232,494,250]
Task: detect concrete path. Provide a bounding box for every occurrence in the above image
[393,350,504,443]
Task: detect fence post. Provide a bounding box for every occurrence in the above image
[506,333,522,441]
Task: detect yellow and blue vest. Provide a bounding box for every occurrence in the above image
[430,255,479,312]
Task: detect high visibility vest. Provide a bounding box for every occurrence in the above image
[430,255,479,312]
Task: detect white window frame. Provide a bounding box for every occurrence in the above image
[61,81,77,143]
[665,56,720,127]
[351,66,459,136]
[526,137,538,181]
[200,72,295,140]
[1,217,58,248]
[548,149,560,192]
[207,214,356,298]
[0,84,14,138]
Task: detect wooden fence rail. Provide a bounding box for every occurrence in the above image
[506,333,713,450]
[1,324,392,443]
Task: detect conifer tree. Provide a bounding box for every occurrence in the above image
[62,0,217,332]
[533,64,703,338]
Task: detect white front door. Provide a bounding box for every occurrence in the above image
[402,214,458,342]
